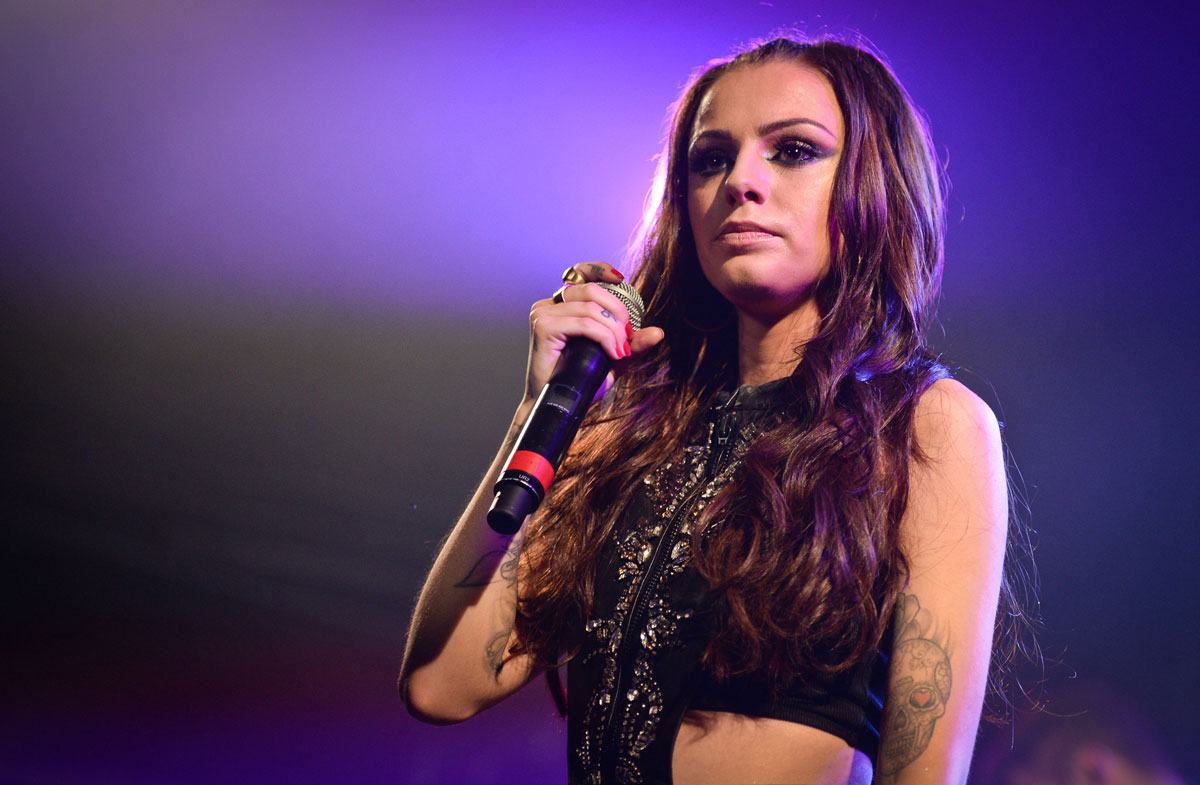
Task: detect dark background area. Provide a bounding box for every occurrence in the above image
[3,1,1198,782]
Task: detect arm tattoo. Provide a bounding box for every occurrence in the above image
[445,416,529,675]
[453,549,509,588]
[877,593,952,783]
[484,628,510,674]
[469,532,523,676]
[498,533,522,583]
[453,530,524,589]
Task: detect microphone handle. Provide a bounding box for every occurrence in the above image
[486,338,611,534]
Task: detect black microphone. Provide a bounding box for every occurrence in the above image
[486,281,645,535]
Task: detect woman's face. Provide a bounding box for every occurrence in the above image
[686,60,844,323]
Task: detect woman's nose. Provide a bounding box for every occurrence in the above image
[724,153,770,205]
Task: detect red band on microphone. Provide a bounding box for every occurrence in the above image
[505,450,555,492]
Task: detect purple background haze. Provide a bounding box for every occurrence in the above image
[4,1,1199,782]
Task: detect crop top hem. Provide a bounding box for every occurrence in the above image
[682,699,878,759]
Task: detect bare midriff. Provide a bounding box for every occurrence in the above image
[671,711,874,785]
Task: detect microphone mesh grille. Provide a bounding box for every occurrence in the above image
[596,281,645,330]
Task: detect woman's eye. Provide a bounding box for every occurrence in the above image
[774,139,819,165]
[689,150,729,176]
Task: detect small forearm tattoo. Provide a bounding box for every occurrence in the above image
[878,593,952,782]
[455,532,524,676]
[453,549,508,588]
[498,533,522,583]
[453,532,523,589]
[484,628,510,674]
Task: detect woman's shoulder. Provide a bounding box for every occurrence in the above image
[911,377,1002,459]
[904,377,1007,548]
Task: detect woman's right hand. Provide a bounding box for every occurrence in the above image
[522,262,665,408]
[402,262,664,725]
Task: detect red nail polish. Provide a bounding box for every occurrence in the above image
[611,268,625,281]
[625,322,634,340]
[623,340,631,357]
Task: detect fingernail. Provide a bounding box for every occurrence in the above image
[623,340,631,357]
[611,268,625,281]
[625,322,634,340]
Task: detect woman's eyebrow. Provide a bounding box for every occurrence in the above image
[691,117,837,146]
[759,117,836,138]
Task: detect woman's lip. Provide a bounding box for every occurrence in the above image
[716,222,778,239]
[717,230,780,246]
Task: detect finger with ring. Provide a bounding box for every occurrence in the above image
[562,266,587,285]
[552,284,571,304]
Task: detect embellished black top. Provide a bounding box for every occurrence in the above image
[565,379,889,785]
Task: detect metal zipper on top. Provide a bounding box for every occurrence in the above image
[598,388,744,780]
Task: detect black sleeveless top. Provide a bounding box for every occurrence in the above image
[565,379,889,785]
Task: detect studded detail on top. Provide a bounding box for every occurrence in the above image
[567,381,792,785]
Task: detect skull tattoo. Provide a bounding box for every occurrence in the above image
[881,637,952,772]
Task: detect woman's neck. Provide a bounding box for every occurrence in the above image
[736,299,821,387]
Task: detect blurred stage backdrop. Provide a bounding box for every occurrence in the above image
[3,1,1197,782]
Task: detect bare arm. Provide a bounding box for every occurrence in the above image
[398,262,664,723]
[399,400,542,723]
[875,379,1008,784]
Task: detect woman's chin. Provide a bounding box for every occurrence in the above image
[701,254,826,321]
[723,285,821,325]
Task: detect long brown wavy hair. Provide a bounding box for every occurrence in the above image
[513,36,1037,719]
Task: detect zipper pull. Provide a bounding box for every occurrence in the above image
[707,414,733,478]
[715,413,733,448]
[707,389,740,476]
